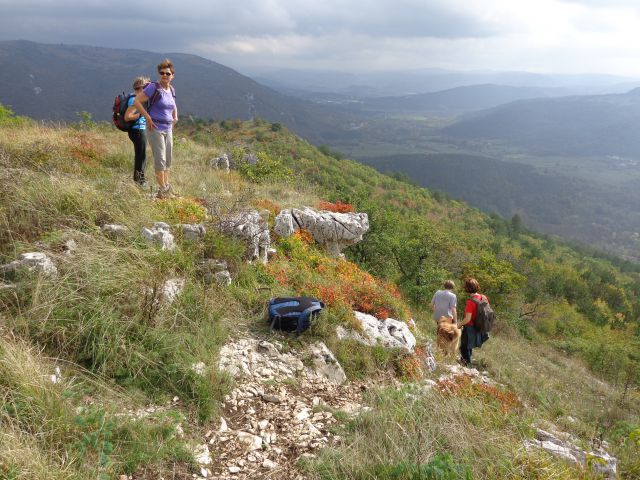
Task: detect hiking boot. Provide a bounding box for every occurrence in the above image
[165,183,179,197]
[156,186,173,199]
[457,357,470,367]
[157,184,175,199]
[136,179,148,188]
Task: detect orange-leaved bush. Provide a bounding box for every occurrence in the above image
[265,232,411,321]
[436,374,522,414]
[253,198,282,218]
[157,197,207,224]
[317,200,354,213]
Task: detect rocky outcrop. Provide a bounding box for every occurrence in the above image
[274,207,369,257]
[218,210,270,264]
[198,259,232,286]
[62,239,77,256]
[101,224,128,239]
[0,252,58,277]
[178,223,206,241]
[524,428,617,478]
[305,342,347,385]
[160,278,185,304]
[141,222,176,251]
[336,311,416,352]
[210,153,230,172]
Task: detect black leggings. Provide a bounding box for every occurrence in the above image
[128,128,147,182]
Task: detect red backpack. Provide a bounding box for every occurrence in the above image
[112,92,136,131]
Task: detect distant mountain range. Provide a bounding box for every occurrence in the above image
[254,67,640,98]
[0,40,357,144]
[339,84,569,116]
[442,89,640,156]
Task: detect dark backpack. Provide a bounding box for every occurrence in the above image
[268,297,324,334]
[471,295,495,334]
[112,81,174,132]
[112,92,136,131]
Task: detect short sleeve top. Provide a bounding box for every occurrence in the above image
[127,95,146,130]
[464,293,488,327]
[142,82,176,132]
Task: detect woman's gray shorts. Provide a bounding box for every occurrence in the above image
[148,128,173,171]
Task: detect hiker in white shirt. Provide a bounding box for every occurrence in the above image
[431,280,457,325]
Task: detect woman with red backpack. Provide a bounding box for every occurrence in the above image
[457,277,490,366]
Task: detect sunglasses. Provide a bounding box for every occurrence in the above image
[159,71,173,76]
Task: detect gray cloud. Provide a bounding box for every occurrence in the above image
[1,0,640,75]
[0,0,498,51]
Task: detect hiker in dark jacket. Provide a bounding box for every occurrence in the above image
[457,277,489,366]
[124,76,149,187]
[133,59,178,199]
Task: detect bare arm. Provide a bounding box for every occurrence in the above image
[458,311,471,328]
[124,103,141,122]
[452,307,458,323]
[172,105,178,125]
[133,92,156,130]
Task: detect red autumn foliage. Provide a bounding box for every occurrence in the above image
[436,374,522,414]
[265,234,411,321]
[317,200,355,213]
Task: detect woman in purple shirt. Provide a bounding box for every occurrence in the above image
[133,59,178,199]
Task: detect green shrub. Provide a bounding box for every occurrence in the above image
[237,151,292,183]
[366,456,472,480]
[0,103,30,127]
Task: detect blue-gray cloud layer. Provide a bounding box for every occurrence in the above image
[0,0,497,51]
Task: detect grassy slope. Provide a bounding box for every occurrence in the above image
[0,112,638,478]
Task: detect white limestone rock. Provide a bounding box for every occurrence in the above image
[161,278,185,304]
[141,222,175,251]
[337,311,416,352]
[191,362,206,376]
[217,210,270,264]
[192,444,212,465]
[524,428,617,478]
[62,239,78,256]
[214,270,232,286]
[101,224,129,239]
[274,207,369,257]
[236,431,263,451]
[210,153,230,172]
[179,223,206,241]
[305,342,347,385]
[1,252,58,277]
[199,259,231,285]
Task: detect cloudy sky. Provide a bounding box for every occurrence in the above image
[2,0,640,77]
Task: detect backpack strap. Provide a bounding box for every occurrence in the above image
[470,294,486,305]
[148,82,176,111]
[296,304,323,334]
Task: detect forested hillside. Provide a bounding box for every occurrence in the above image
[442,89,640,156]
[360,152,640,261]
[0,106,639,478]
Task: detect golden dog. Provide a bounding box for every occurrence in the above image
[436,316,461,359]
